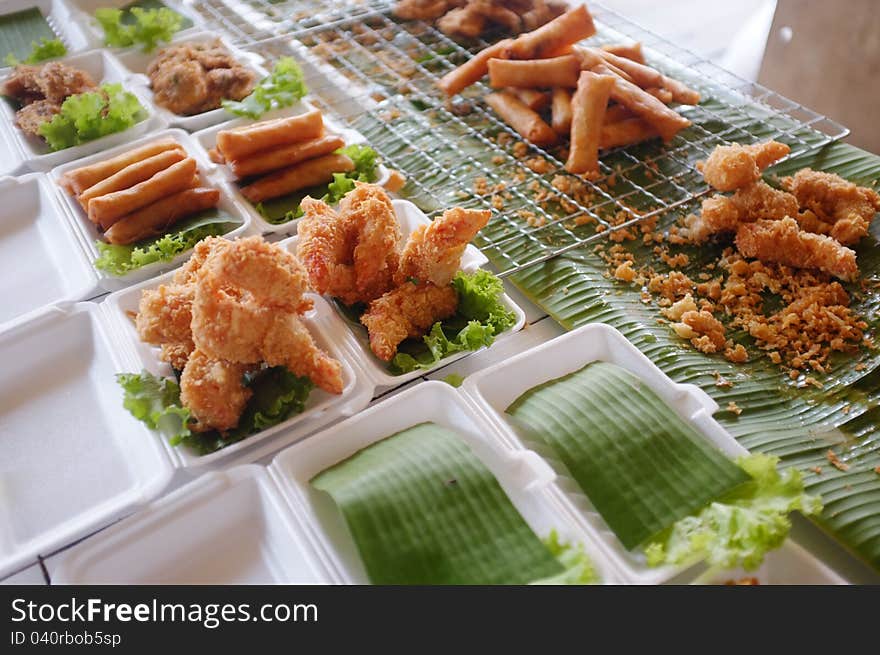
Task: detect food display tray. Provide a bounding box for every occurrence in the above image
[0,0,92,76]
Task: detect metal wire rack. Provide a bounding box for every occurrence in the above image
[188,0,850,278]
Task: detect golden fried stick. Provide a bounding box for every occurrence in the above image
[488,54,581,89]
[360,282,459,361]
[565,71,615,174]
[505,5,596,60]
[77,148,186,209]
[509,87,550,111]
[227,134,345,179]
[550,87,572,134]
[699,140,790,191]
[735,217,858,281]
[104,187,220,245]
[437,38,512,97]
[59,138,181,196]
[239,153,354,204]
[216,109,324,160]
[601,42,645,64]
[395,207,490,286]
[599,118,658,149]
[485,91,557,146]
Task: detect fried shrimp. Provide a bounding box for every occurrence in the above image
[699,140,790,192]
[261,314,344,394]
[735,217,858,281]
[395,207,491,286]
[361,282,459,361]
[179,349,255,432]
[297,197,359,303]
[135,284,195,368]
[687,181,798,242]
[173,236,230,285]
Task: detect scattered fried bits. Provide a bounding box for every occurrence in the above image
[826,449,850,472]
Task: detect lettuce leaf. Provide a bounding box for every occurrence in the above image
[222,57,307,118]
[38,83,144,151]
[391,270,515,373]
[645,453,823,571]
[95,7,182,52]
[94,212,237,276]
[116,372,192,445]
[4,37,66,66]
[530,530,600,585]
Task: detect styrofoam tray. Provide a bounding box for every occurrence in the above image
[50,127,253,291]
[114,30,268,132]
[192,100,391,236]
[66,0,203,51]
[461,323,755,585]
[0,173,99,327]
[101,267,375,468]
[54,381,623,584]
[0,302,174,578]
[278,198,523,388]
[0,48,164,173]
[0,0,92,75]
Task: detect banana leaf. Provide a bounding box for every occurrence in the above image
[0,8,56,64]
[507,361,749,550]
[311,422,565,584]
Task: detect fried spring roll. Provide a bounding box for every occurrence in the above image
[59,138,181,196]
[509,87,551,111]
[488,54,581,89]
[88,157,199,230]
[505,5,596,60]
[485,92,557,147]
[599,118,659,149]
[660,74,701,105]
[604,104,635,123]
[645,86,674,104]
[551,87,573,134]
[565,71,615,174]
[573,46,634,82]
[596,64,691,142]
[229,134,346,178]
[437,38,513,97]
[594,48,663,88]
[601,42,645,64]
[216,109,324,160]
[78,148,186,210]
[239,153,354,204]
[104,187,221,245]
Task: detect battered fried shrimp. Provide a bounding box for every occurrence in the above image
[395,207,491,286]
[361,282,459,361]
[179,349,254,432]
[687,182,798,242]
[782,168,880,245]
[297,197,359,304]
[699,140,790,192]
[135,284,195,350]
[172,236,230,285]
[735,217,858,281]
[261,314,344,394]
[160,343,193,372]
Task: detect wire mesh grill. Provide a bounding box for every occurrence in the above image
[188,0,850,277]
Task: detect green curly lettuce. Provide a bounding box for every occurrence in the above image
[222,56,307,118]
[116,372,192,445]
[530,531,600,585]
[95,7,182,52]
[38,83,144,151]
[645,453,823,571]
[4,37,67,66]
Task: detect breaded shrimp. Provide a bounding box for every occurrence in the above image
[179,349,254,432]
[735,217,858,281]
[173,236,230,285]
[687,181,798,242]
[261,314,344,394]
[394,207,491,286]
[699,140,790,191]
[782,168,880,245]
[135,284,195,368]
[191,282,274,363]
[297,197,359,304]
[361,282,459,361]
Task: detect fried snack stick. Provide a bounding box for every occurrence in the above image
[59,138,181,195]
[104,187,221,245]
[228,134,346,178]
[488,54,581,88]
[604,103,635,124]
[660,74,700,105]
[505,5,596,59]
[595,64,691,142]
[551,87,572,134]
[645,87,673,104]
[599,118,659,149]
[601,42,645,64]
[699,140,790,192]
[573,46,633,82]
[239,153,354,203]
[509,87,550,111]
[437,38,512,97]
[735,217,858,281]
[88,157,198,229]
[592,48,663,88]
[565,71,615,174]
[216,109,324,160]
[78,148,186,211]
[485,92,557,146]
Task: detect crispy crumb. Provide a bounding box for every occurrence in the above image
[726,401,742,415]
[826,449,850,472]
[614,260,636,282]
[810,466,823,475]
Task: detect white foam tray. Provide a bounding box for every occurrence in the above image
[0,173,99,327]
[114,30,268,132]
[0,0,92,76]
[278,198,524,389]
[54,381,624,584]
[49,127,253,291]
[192,100,391,236]
[0,48,164,174]
[66,0,203,51]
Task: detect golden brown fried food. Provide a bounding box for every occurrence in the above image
[4,62,98,137]
[735,217,858,281]
[151,59,209,116]
[393,0,452,20]
[395,0,565,37]
[261,314,344,394]
[699,140,790,192]
[297,197,358,304]
[361,282,459,361]
[32,61,97,104]
[687,181,798,242]
[179,349,255,432]
[395,207,490,286]
[173,236,230,285]
[135,283,195,347]
[782,168,880,245]
[13,99,60,137]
